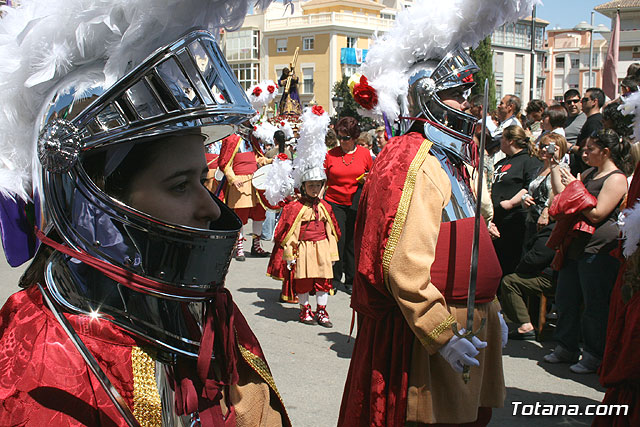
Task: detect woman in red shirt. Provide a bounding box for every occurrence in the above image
[324,117,373,293]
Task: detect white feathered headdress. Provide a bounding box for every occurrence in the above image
[0,0,279,202]
[354,0,539,121]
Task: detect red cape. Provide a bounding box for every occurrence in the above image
[0,285,290,426]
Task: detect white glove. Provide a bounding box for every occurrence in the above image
[438,330,487,373]
[286,259,296,270]
[499,312,508,348]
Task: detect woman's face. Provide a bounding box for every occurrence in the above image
[126,135,220,229]
[583,138,608,168]
[337,132,356,152]
[303,180,324,198]
[500,134,511,154]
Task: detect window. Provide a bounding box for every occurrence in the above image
[303,37,314,51]
[515,24,528,48]
[582,71,596,88]
[276,38,287,53]
[495,81,503,104]
[342,64,358,77]
[514,81,523,98]
[302,67,314,94]
[570,56,580,69]
[225,29,259,61]
[494,52,504,75]
[381,13,395,20]
[492,25,505,45]
[555,55,565,71]
[230,63,260,90]
[515,55,524,77]
[535,27,545,50]
[505,23,515,46]
[592,53,600,67]
[347,37,358,48]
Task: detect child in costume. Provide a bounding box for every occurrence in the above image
[266,105,340,326]
[268,169,340,326]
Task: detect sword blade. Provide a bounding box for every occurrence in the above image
[465,79,489,332]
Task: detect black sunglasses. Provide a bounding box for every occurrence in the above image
[338,135,352,141]
[581,97,592,102]
[565,99,580,105]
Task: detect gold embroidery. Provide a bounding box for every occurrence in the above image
[237,340,290,422]
[280,204,310,248]
[131,346,163,427]
[382,139,434,290]
[419,315,457,347]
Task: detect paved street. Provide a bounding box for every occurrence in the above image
[0,237,605,426]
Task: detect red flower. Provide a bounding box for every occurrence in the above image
[353,75,378,110]
[252,86,262,96]
[311,105,325,116]
[277,153,289,161]
[253,125,257,131]
[267,85,276,93]
[219,94,225,101]
[280,121,285,126]
[462,74,474,83]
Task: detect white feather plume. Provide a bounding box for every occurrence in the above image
[264,156,294,206]
[359,0,539,121]
[246,80,278,110]
[292,106,330,187]
[619,201,640,258]
[0,0,276,202]
[621,91,640,141]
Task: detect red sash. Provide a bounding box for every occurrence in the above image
[233,152,258,175]
[300,220,327,242]
[431,217,502,304]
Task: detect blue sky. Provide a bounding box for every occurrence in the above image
[536,0,612,32]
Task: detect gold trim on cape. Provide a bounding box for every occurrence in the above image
[131,346,163,427]
[237,338,290,423]
[382,139,433,290]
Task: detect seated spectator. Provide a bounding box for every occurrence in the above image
[501,222,557,340]
[563,89,587,147]
[544,129,630,374]
[525,99,547,140]
[491,125,542,275]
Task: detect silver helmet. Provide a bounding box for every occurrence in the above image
[300,166,327,184]
[34,30,253,358]
[406,46,479,141]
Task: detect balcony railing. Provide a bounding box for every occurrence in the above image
[266,12,394,31]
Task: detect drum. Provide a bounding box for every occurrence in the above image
[251,164,273,191]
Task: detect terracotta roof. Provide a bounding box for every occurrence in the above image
[595,0,640,11]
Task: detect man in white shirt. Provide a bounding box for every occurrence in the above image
[490,94,522,165]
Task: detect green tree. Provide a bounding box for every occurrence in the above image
[469,36,496,110]
[331,75,375,129]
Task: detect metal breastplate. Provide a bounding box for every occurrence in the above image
[430,145,476,222]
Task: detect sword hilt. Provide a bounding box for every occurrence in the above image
[451,318,487,384]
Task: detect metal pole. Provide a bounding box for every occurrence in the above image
[529,5,536,100]
[589,11,594,87]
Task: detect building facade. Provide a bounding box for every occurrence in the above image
[543,28,607,103]
[221,0,410,115]
[491,16,549,107]
[596,0,640,87]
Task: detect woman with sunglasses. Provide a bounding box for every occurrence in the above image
[323,117,373,294]
[544,129,630,374]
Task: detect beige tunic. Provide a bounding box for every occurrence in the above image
[223,153,270,209]
[387,155,505,424]
[281,203,339,279]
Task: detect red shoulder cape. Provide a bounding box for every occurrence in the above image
[0,286,290,426]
